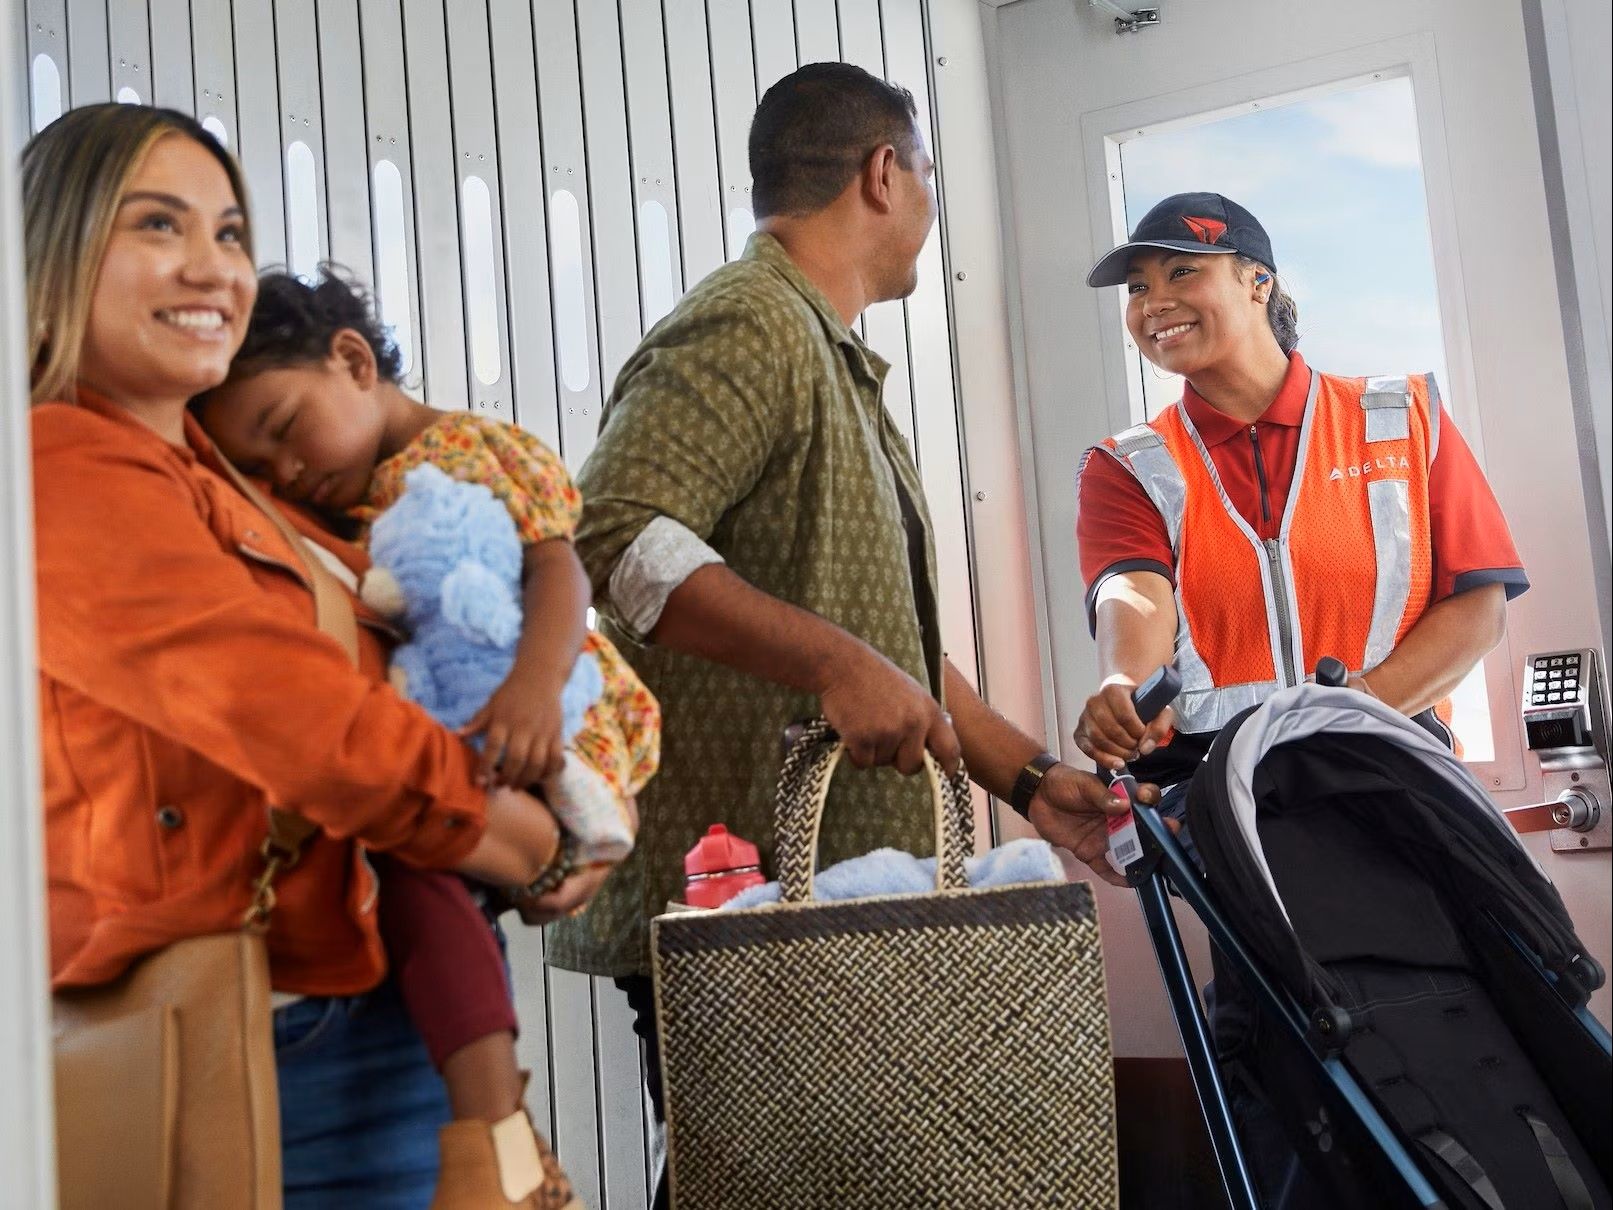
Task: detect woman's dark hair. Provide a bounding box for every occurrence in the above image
[1236,254,1300,355]
[228,264,403,384]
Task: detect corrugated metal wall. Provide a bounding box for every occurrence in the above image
[19,3,978,1205]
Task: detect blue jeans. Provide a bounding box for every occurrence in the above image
[276,979,451,1209]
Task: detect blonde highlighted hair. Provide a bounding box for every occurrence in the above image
[22,103,253,405]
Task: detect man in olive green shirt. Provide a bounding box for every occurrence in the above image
[548,63,1146,1204]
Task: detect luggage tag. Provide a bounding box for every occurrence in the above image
[1104,664,1182,878]
[1106,775,1145,873]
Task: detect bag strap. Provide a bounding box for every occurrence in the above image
[212,454,361,666]
[1518,1109,1595,1210]
[211,453,358,924]
[775,719,972,904]
[1416,1128,1506,1210]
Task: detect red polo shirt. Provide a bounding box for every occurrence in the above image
[1076,352,1528,632]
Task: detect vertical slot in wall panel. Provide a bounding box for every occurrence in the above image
[886,0,978,689]
[273,0,327,277]
[506,924,554,1145]
[24,0,68,132]
[838,7,918,449]
[576,0,641,394]
[595,978,650,1210]
[487,0,558,446]
[752,0,799,93]
[835,0,881,76]
[64,0,109,104]
[107,0,150,104]
[148,0,193,111]
[316,1,373,287]
[531,8,607,1193]
[620,0,684,328]
[544,966,603,1210]
[663,0,723,283]
[400,0,468,405]
[357,0,425,398]
[191,2,237,150]
[532,0,603,465]
[706,0,755,260]
[793,0,838,66]
[232,0,286,267]
[444,3,512,421]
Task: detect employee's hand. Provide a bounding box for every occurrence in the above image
[818,644,962,776]
[1026,763,1161,887]
[1074,675,1176,773]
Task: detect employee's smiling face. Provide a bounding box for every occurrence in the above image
[1124,249,1272,377]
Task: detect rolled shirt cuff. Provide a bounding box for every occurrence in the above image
[608,516,726,640]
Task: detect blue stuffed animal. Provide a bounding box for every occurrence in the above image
[361,464,634,864]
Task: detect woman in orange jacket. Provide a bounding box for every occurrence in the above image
[25,103,588,1205]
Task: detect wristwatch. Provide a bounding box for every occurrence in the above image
[1009,752,1061,818]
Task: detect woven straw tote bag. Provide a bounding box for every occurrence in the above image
[651,720,1118,1209]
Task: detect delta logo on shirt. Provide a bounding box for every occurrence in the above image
[1182,215,1228,245]
[1328,456,1411,482]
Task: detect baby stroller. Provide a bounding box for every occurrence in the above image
[1117,672,1612,1209]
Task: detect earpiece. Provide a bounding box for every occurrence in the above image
[1253,272,1271,285]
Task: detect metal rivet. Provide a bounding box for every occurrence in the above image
[1581,836,1590,847]
[389,136,397,144]
[936,55,947,66]
[955,271,967,281]
[156,805,184,830]
[1493,777,1502,787]
[974,490,988,502]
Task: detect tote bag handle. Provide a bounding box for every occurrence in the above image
[775,718,973,904]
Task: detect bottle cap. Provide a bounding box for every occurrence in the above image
[684,823,761,878]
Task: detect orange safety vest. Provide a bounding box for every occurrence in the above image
[1100,369,1444,736]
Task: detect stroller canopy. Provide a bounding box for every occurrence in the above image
[1186,684,1601,1023]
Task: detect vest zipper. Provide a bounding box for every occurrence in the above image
[1263,538,1299,687]
[1248,426,1272,526]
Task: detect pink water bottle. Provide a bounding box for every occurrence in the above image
[683,824,765,909]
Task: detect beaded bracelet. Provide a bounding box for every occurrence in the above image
[523,830,578,899]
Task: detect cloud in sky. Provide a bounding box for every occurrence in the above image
[1307,76,1424,170]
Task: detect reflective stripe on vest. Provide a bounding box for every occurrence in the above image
[1098,370,1436,734]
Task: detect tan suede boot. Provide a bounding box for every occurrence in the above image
[430,1104,582,1210]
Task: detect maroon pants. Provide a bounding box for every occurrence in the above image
[375,856,519,1070]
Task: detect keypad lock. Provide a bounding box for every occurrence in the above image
[1512,649,1609,853]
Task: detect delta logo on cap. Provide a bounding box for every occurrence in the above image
[1182,215,1228,246]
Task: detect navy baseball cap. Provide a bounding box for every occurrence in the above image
[1086,192,1276,287]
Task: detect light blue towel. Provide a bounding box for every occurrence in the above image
[722,837,1066,910]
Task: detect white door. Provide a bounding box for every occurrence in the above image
[987,0,1612,1047]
